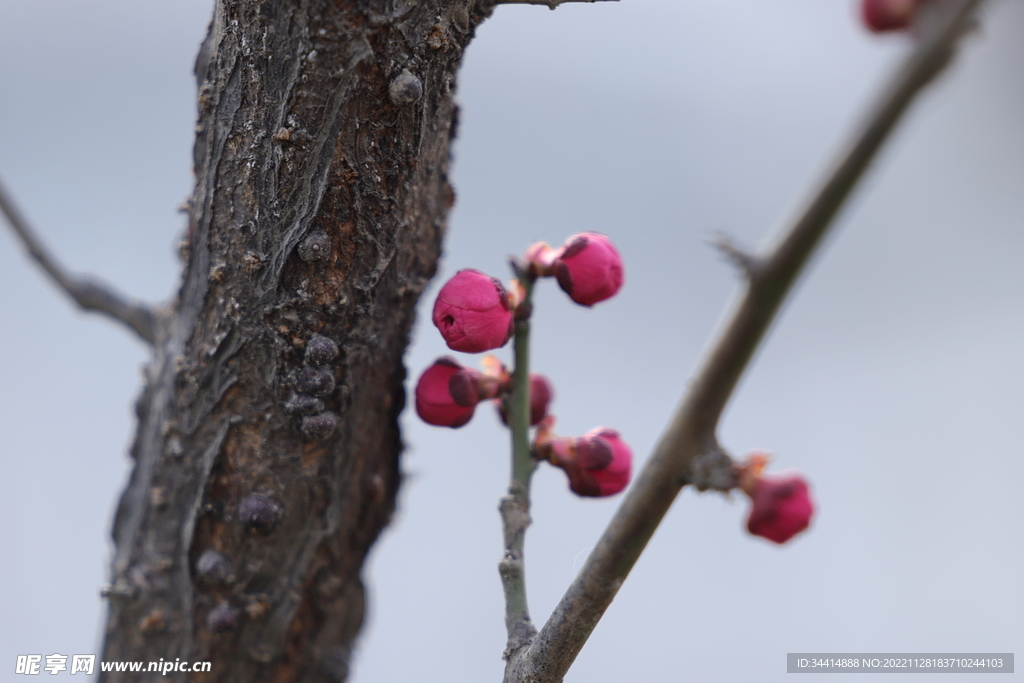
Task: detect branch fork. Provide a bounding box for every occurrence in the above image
[498,2,986,681]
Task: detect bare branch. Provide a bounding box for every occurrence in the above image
[505,1,986,680]
[0,175,156,344]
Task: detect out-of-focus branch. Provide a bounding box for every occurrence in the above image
[0,175,156,344]
[504,1,985,680]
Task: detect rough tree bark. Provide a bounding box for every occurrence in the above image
[100,0,497,679]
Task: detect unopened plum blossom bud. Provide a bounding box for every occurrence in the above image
[524,241,558,277]
[746,473,814,544]
[538,426,632,497]
[553,233,624,306]
[497,373,554,427]
[415,357,505,428]
[415,357,478,428]
[737,451,814,544]
[432,269,514,353]
[861,0,917,32]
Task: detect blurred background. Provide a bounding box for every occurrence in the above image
[1,1,1021,680]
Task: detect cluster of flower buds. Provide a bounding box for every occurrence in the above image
[735,451,814,544]
[534,420,633,497]
[861,0,919,32]
[414,234,819,538]
[414,232,632,497]
[524,232,624,307]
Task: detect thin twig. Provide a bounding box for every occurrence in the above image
[504,1,985,680]
[0,175,156,344]
[499,271,538,658]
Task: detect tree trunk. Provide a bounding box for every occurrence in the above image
[100,1,489,679]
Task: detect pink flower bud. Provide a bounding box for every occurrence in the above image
[497,373,554,426]
[432,269,514,353]
[524,241,558,277]
[745,472,814,544]
[553,233,624,306]
[542,427,632,497]
[414,357,481,428]
[861,0,917,32]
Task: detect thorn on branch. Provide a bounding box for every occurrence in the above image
[710,231,762,279]
[0,175,157,345]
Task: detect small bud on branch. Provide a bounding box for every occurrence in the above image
[432,269,515,353]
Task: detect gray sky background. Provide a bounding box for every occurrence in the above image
[1,1,1021,681]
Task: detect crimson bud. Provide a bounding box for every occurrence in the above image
[541,427,632,497]
[524,241,558,277]
[553,233,624,306]
[737,451,814,544]
[746,473,814,544]
[432,269,514,353]
[415,357,484,428]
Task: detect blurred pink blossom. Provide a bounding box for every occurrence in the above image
[861,0,917,32]
[746,472,814,544]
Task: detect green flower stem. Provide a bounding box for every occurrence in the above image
[509,275,536,498]
[498,272,538,658]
